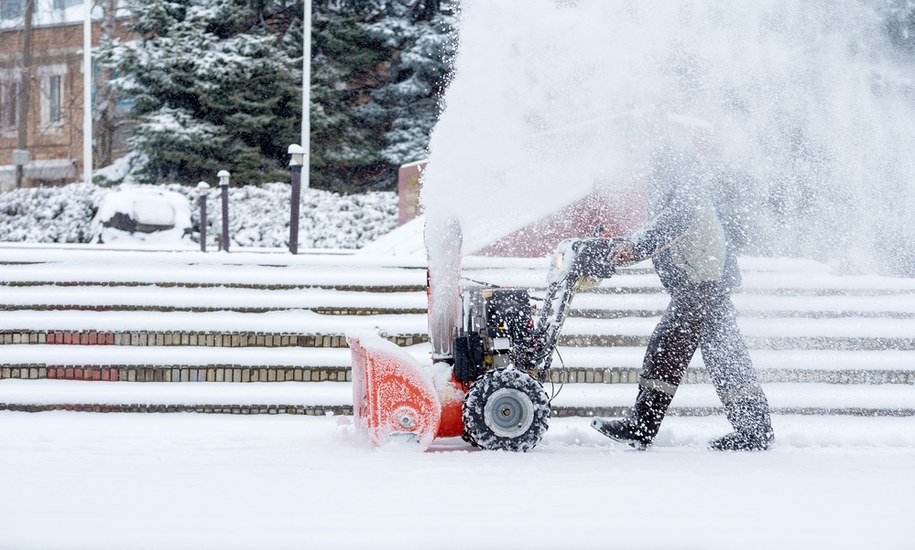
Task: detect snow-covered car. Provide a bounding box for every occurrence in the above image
[90,188,192,244]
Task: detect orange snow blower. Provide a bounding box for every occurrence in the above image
[348,230,624,452]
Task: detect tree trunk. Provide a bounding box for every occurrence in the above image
[94,0,118,169]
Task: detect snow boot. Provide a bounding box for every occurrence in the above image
[591,418,651,450]
[710,388,774,451]
[591,382,674,450]
[708,429,774,451]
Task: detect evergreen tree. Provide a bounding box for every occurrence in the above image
[304,0,391,191]
[99,0,301,185]
[99,0,458,192]
[286,0,457,192]
[361,0,457,169]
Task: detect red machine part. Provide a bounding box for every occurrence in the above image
[348,331,464,449]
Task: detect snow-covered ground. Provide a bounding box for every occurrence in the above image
[0,247,912,549]
[0,413,913,550]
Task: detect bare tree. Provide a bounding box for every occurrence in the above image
[94,0,119,169]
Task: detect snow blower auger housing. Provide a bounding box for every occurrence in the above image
[347,236,623,452]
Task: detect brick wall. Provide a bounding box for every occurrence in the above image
[0,18,133,187]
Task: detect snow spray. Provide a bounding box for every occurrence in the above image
[421,0,915,275]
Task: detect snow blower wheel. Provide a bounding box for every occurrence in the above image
[462,369,550,452]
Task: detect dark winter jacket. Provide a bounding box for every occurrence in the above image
[628,148,742,293]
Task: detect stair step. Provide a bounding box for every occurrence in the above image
[1,380,913,417]
[3,303,910,319]
[558,335,915,351]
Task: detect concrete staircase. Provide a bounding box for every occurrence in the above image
[1,246,913,418]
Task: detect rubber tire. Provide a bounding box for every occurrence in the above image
[462,369,550,452]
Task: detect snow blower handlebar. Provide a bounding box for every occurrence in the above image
[532,237,628,370]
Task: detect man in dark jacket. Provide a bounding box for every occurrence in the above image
[591,146,774,451]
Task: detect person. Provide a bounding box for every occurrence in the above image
[591,145,774,451]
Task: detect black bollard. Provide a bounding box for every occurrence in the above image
[217,170,230,252]
[288,144,305,254]
[197,181,210,252]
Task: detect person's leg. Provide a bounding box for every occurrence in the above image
[592,289,704,448]
[700,289,774,450]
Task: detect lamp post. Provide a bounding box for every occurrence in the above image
[83,0,92,184]
[217,170,230,252]
[288,143,305,254]
[196,181,210,253]
[288,144,304,254]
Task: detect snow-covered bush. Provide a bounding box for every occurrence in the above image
[0,183,398,249]
[0,184,103,243]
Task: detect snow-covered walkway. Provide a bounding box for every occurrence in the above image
[0,413,912,550]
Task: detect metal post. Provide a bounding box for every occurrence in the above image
[288,144,305,254]
[302,0,311,190]
[15,0,33,189]
[218,170,230,252]
[83,0,92,184]
[197,182,210,252]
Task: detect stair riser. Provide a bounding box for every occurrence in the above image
[2,365,914,385]
[1,330,911,351]
[0,331,427,348]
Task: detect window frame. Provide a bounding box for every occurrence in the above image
[0,71,19,136]
[38,64,67,134]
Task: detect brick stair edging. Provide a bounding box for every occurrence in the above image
[0,281,426,292]
[0,365,351,383]
[3,330,913,351]
[2,364,913,385]
[0,304,428,315]
[0,330,427,348]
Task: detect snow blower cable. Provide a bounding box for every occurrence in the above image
[459,276,500,287]
[548,347,565,403]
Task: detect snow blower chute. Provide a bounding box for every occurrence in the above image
[347,220,623,451]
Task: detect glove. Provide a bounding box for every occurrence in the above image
[608,241,636,264]
[575,276,602,292]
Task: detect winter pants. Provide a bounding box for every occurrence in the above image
[634,281,772,439]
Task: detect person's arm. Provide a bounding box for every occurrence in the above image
[627,193,697,261]
[610,176,703,264]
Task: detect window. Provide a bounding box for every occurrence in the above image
[53,0,82,10]
[0,78,18,131]
[48,75,62,124]
[38,65,67,132]
[0,0,24,21]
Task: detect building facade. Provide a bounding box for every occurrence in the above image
[0,0,130,191]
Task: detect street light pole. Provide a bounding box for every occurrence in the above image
[302,0,311,190]
[197,181,210,253]
[15,0,33,189]
[83,0,92,184]
[288,144,304,255]
[217,170,230,252]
